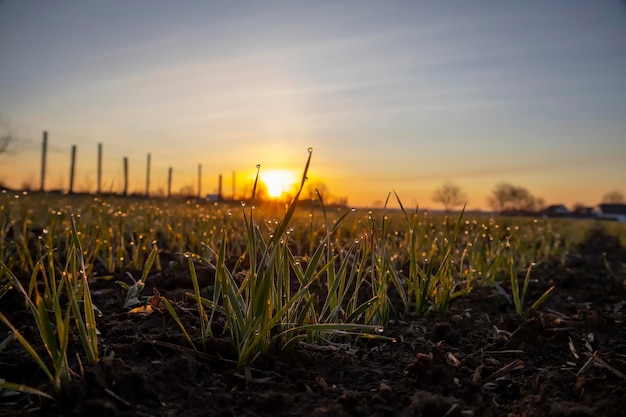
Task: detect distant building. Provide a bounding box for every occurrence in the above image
[573,206,595,216]
[597,204,626,222]
[542,204,570,218]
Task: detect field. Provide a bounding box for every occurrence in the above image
[1,182,625,416]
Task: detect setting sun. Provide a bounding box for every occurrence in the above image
[261,170,296,198]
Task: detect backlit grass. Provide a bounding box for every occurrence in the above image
[0,152,623,398]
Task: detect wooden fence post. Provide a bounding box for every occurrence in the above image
[167,167,172,198]
[198,163,202,198]
[97,143,102,194]
[146,153,151,197]
[218,174,223,201]
[68,145,76,194]
[40,131,47,192]
[123,157,128,196]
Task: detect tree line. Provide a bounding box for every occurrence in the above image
[433,182,625,213]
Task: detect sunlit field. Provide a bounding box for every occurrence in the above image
[0,152,625,410]
[3,166,624,386]
[1,152,625,412]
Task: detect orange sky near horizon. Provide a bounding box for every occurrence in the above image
[1,1,625,210]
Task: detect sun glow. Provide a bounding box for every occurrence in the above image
[261,170,296,198]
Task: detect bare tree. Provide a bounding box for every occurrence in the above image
[179,184,197,198]
[601,190,625,204]
[432,182,466,212]
[488,182,543,214]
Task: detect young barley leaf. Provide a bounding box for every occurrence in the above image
[0,313,55,387]
[0,380,53,400]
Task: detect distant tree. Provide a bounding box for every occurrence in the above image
[239,180,271,202]
[601,190,625,204]
[432,182,466,212]
[307,182,330,203]
[488,182,543,213]
[572,202,586,213]
[178,184,196,197]
[534,197,546,212]
[315,183,330,203]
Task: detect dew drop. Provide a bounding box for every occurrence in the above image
[307,147,313,153]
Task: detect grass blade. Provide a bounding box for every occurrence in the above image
[0,380,54,400]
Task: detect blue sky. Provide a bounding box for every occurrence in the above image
[1,1,625,208]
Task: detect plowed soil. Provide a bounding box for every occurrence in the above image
[1,227,625,417]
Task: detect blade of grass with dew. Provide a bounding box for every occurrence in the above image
[187,254,211,351]
[160,296,197,352]
[140,241,158,282]
[215,230,247,358]
[509,258,522,315]
[0,259,71,392]
[67,213,98,364]
[236,149,314,365]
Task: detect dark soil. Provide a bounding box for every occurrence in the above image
[1,226,625,417]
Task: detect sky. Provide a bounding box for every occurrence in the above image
[0,1,625,209]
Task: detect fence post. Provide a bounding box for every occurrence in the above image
[97,143,102,194]
[40,131,47,192]
[68,145,76,194]
[146,153,151,197]
[218,174,223,201]
[123,157,128,196]
[167,167,172,198]
[232,171,236,200]
[198,163,202,198]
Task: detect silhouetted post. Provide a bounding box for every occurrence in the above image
[97,143,102,194]
[218,174,223,201]
[232,171,236,199]
[123,157,128,196]
[167,167,172,198]
[68,145,76,194]
[145,153,151,197]
[40,131,47,192]
[197,164,202,198]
